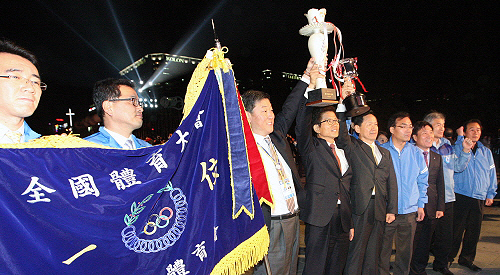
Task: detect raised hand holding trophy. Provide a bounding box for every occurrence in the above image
[300,8,337,107]
[337,57,370,117]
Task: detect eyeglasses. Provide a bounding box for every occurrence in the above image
[108,97,143,107]
[0,74,47,91]
[396,125,414,130]
[319,119,340,126]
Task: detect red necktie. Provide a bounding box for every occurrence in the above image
[330,143,342,172]
[423,151,429,167]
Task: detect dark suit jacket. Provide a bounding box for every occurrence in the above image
[260,81,307,230]
[424,150,445,218]
[336,112,398,222]
[295,96,353,232]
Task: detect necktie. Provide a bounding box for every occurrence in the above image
[5,131,22,143]
[330,143,342,172]
[123,139,134,149]
[264,136,296,213]
[369,143,378,195]
[369,143,379,165]
[423,151,429,167]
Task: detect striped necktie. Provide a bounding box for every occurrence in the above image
[123,139,134,149]
[369,143,379,165]
[5,131,22,143]
[369,143,378,195]
[423,151,429,167]
[264,136,296,214]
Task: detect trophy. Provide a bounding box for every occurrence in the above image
[337,57,370,117]
[299,8,338,107]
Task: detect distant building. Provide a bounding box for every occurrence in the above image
[118,55,303,139]
[238,69,302,114]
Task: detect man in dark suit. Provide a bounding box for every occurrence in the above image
[295,66,353,275]
[241,59,311,275]
[336,89,398,274]
[410,121,445,275]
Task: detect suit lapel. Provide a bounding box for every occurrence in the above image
[357,139,378,166]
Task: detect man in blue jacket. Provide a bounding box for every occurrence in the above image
[449,119,497,271]
[0,39,43,144]
[85,78,151,149]
[423,112,472,275]
[380,112,429,275]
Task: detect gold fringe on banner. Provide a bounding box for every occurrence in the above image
[211,225,269,275]
[0,135,110,149]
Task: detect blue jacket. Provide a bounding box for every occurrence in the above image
[84,127,151,149]
[24,121,41,142]
[454,136,497,200]
[432,137,471,203]
[381,138,428,214]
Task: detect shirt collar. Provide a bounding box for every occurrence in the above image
[415,145,430,153]
[361,139,376,147]
[103,127,133,148]
[327,140,337,148]
[253,133,268,145]
[0,123,25,140]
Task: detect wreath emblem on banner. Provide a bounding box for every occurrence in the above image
[121,182,188,253]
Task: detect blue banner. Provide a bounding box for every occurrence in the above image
[0,67,267,274]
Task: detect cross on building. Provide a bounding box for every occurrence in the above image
[66,108,75,127]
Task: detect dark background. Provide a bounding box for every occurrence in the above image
[2,1,498,136]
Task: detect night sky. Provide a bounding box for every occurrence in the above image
[2,1,498,135]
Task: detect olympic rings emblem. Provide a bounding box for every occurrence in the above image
[122,184,188,253]
[144,207,174,235]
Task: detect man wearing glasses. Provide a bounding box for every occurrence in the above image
[379,112,429,275]
[0,39,46,144]
[295,66,353,275]
[85,78,151,149]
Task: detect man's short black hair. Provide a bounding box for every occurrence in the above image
[241,90,271,113]
[351,110,374,127]
[0,38,39,69]
[388,111,410,130]
[463,119,482,132]
[312,106,337,125]
[93,78,135,119]
[412,120,433,136]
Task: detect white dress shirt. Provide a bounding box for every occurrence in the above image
[0,123,25,144]
[254,133,299,216]
[327,141,349,176]
[103,127,136,149]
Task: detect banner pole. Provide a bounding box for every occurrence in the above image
[264,255,272,275]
